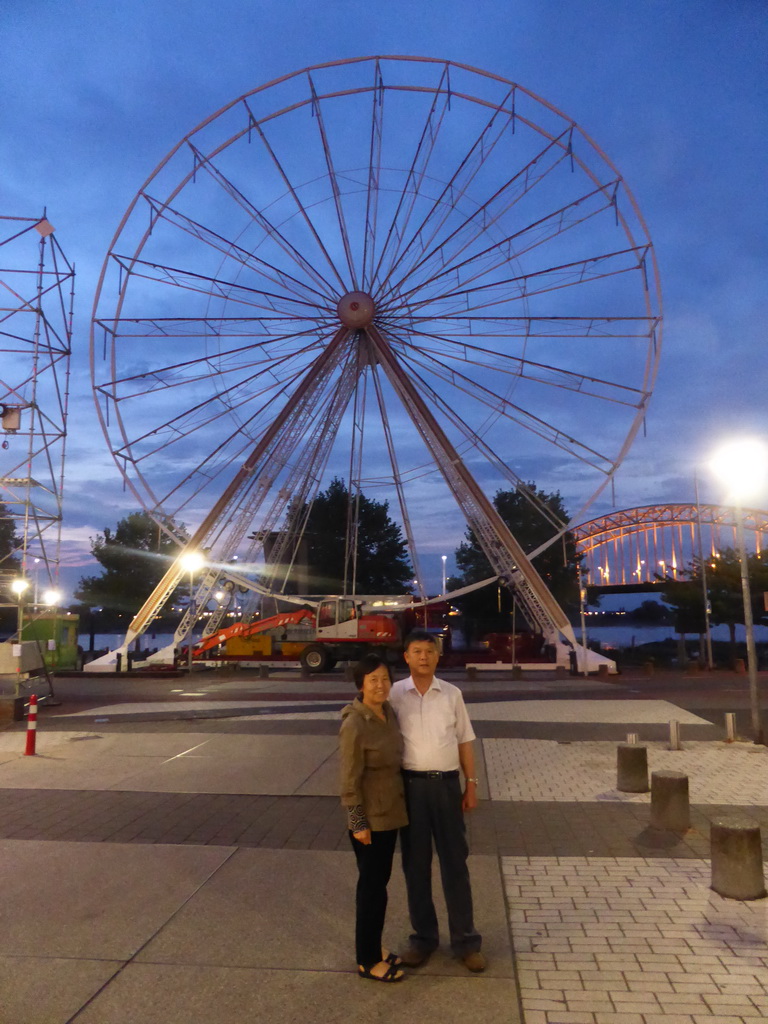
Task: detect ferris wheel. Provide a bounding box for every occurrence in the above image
[89,56,662,663]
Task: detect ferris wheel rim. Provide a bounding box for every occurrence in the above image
[90,55,663,581]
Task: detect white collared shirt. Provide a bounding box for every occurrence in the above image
[389,675,476,772]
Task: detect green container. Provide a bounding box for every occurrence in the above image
[20,612,80,670]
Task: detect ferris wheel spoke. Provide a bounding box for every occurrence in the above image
[361,60,385,290]
[401,371,565,530]
[107,332,332,453]
[404,245,651,318]
[186,141,342,297]
[378,118,570,304]
[133,344,353,512]
[108,364,308,466]
[256,357,361,595]
[101,336,323,404]
[241,100,352,295]
[141,193,335,307]
[390,178,618,308]
[390,327,645,407]
[306,73,360,287]
[392,340,614,474]
[379,125,572,305]
[206,336,358,552]
[97,316,325,343]
[369,63,453,293]
[110,253,335,322]
[398,315,657,340]
[368,361,425,592]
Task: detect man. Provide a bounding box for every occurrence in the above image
[389,630,485,972]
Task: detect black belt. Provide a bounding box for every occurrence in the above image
[402,769,459,779]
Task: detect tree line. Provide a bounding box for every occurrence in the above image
[5,488,765,661]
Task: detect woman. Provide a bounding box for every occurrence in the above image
[339,652,408,983]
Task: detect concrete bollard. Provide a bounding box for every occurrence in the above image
[669,720,682,750]
[643,660,654,676]
[512,665,522,680]
[725,712,737,742]
[710,816,766,900]
[258,665,269,679]
[650,770,690,831]
[344,664,354,682]
[466,666,477,681]
[598,663,609,678]
[617,743,649,792]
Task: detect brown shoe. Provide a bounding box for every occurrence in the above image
[462,951,486,973]
[399,946,432,967]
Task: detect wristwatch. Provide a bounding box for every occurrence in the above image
[465,777,479,784]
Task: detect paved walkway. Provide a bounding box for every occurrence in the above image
[0,684,766,1023]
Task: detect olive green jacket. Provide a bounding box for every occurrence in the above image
[339,698,408,831]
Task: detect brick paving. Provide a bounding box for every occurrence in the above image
[504,857,768,1024]
[484,739,768,804]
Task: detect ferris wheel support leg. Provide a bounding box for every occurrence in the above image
[366,324,577,647]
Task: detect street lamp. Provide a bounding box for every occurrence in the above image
[441,555,447,595]
[11,578,30,638]
[180,551,205,672]
[710,437,768,744]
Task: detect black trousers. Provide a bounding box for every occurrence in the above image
[400,774,481,956]
[349,828,398,968]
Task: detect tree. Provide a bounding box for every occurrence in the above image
[629,599,674,626]
[75,511,189,618]
[660,549,768,663]
[451,484,583,639]
[275,478,413,594]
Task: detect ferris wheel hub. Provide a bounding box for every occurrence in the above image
[337,291,375,328]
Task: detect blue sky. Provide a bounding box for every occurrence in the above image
[2,0,766,599]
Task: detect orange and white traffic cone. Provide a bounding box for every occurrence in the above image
[25,694,37,756]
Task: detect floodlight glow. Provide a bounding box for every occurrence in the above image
[710,438,768,504]
[43,589,62,606]
[11,578,29,596]
[180,551,205,573]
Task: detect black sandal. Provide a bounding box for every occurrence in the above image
[384,951,403,967]
[358,961,405,983]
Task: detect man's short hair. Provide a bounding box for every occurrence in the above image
[403,629,438,652]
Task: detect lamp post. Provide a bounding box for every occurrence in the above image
[710,438,768,744]
[11,578,29,695]
[577,562,589,677]
[441,555,447,596]
[180,551,205,673]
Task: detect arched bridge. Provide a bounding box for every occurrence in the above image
[573,503,768,589]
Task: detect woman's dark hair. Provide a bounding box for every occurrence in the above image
[353,652,390,690]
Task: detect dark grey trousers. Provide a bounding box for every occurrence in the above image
[400,774,481,956]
